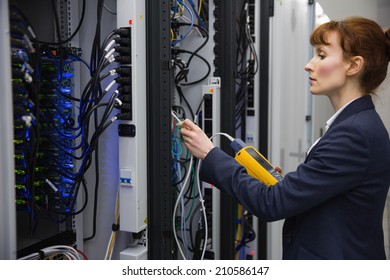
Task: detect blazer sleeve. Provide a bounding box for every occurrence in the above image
[199,122,370,222]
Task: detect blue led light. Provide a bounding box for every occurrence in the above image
[59,87,72,94]
[61,72,74,78]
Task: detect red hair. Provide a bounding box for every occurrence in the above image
[310,17,390,94]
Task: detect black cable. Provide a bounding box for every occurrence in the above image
[48,178,89,218]
[195,95,205,117]
[41,74,81,102]
[90,0,105,77]
[83,94,118,241]
[172,22,210,86]
[171,105,187,120]
[37,0,86,46]
[172,159,188,187]
[174,49,211,86]
[103,2,117,15]
[189,203,202,256]
[9,7,43,228]
[9,1,119,228]
[83,145,99,242]
[11,1,129,237]
[175,85,195,120]
[173,22,209,67]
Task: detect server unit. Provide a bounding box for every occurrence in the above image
[8,0,82,258]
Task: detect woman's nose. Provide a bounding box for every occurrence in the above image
[304,59,313,72]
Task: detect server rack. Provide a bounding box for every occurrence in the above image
[213,0,238,260]
[146,0,175,259]
[0,0,17,260]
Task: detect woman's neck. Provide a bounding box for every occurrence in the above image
[328,81,365,111]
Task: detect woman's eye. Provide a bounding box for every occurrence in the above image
[318,54,325,59]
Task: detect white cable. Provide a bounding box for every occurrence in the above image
[211,132,235,142]
[115,98,122,106]
[104,80,116,93]
[18,252,39,260]
[172,154,194,260]
[105,185,120,260]
[181,183,188,258]
[45,178,58,193]
[105,48,115,60]
[172,116,231,260]
[171,110,182,123]
[176,136,189,259]
[196,159,208,260]
[21,115,32,127]
[19,245,82,260]
[45,245,81,260]
[173,108,188,256]
[27,25,36,39]
[195,132,235,259]
[108,54,116,63]
[23,72,33,83]
[104,232,114,260]
[194,114,209,260]
[104,39,116,52]
[23,34,34,53]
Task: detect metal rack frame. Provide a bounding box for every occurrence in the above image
[0,0,17,260]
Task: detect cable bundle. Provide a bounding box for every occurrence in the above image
[9,1,130,240]
[170,1,213,260]
[18,245,87,260]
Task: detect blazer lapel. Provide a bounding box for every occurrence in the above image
[328,95,374,131]
[305,95,374,162]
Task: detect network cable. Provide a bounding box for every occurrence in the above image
[104,185,120,260]
[18,245,87,260]
[172,112,210,260]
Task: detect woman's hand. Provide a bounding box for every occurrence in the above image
[179,119,215,160]
[274,165,283,174]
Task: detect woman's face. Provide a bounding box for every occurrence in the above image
[304,31,350,96]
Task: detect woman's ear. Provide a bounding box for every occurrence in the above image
[346,56,364,76]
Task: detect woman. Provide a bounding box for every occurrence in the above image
[180,17,390,259]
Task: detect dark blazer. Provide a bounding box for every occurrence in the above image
[200,95,390,259]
